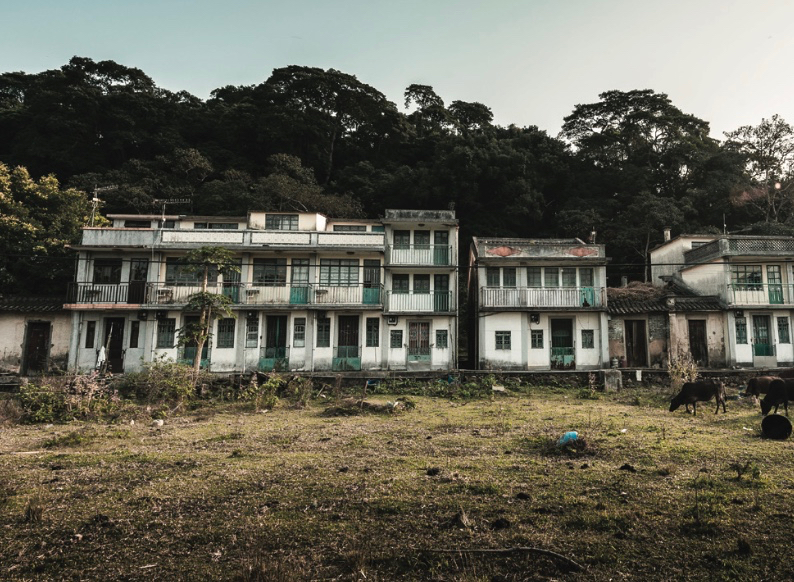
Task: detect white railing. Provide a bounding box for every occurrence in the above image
[386,244,452,265]
[480,287,605,308]
[385,291,453,312]
[729,283,794,306]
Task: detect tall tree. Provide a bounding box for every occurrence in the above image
[724,114,794,224]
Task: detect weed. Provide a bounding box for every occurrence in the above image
[23,495,44,523]
[44,428,97,449]
[668,350,698,391]
[118,356,196,403]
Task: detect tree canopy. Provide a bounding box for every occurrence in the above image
[0,58,777,288]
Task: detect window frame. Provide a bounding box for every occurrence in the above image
[581,329,595,349]
[316,317,331,348]
[319,259,359,286]
[156,318,176,349]
[216,318,236,348]
[436,329,448,349]
[495,331,511,350]
[390,330,403,348]
[265,214,298,231]
[293,317,306,348]
[531,329,544,349]
[365,318,380,347]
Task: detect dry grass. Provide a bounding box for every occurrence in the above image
[1,388,793,580]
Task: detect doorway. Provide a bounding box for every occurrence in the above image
[688,320,708,366]
[260,315,288,371]
[408,321,431,368]
[624,320,648,367]
[550,319,575,369]
[128,259,149,304]
[103,318,125,373]
[333,315,361,371]
[22,321,51,375]
[753,315,773,357]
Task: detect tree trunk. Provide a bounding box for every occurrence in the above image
[192,266,211,381]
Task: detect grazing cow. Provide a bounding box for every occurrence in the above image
[760,378,794,416]
[669,380,727,415]
[745,375,784,398]
[777,369,794,379]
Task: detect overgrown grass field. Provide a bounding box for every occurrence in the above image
[1,385,793,581]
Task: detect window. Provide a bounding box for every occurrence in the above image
[486,267,500,287]
[436,329,448,349]
[291,259,310,285]
[265,214,298,231]
[503,268,517,288]
[293,318,306,348]
[531,329,544,349]
[166,258,210,286]
[495,331,511,350]
[414,274,430,293]
[371,225,385,233]
[317,317,331,347]
[580,268,594,287]
[130,320,140,349]
[366,318,379,347]
[85,321,96,349]
[581,329,595,349]
[779,317,791,344]
[93,259,122,284]
[246,316,259,348]
[392,274,409,294]
[162,220,176,229]
[735,317,748,344]
[319,259,359,286]
[124,220,150,228]
[157,318,176,348]
[390,330,403,348]
[731,265,762,291]
[333,224,367,232]
[414,231,430,247]
[527,267,542,287]
[545,267,559,287]
[393,230,410,248]
[562,268,577,287]
[217,318,235,348]
[193,222,238,229]
[253,259,287,286]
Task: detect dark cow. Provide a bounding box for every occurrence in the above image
[760,378,794,416]
[777,369,794,379]
[669,380,727,415]
[745,375,784,398]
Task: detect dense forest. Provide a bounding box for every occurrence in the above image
[2,56,794,294]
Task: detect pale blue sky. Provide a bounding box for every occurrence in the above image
[2,0,792,138]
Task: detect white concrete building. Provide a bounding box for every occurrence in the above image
[469,238,609,370]
[650,234,794,368]
[64,209,458,374]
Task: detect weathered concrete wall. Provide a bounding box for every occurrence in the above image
[0,313,71,374]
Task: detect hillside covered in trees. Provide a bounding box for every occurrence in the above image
[2,56,794,292]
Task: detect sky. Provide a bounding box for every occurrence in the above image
[2,0,793,139]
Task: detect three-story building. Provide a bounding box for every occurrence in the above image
[64,209,458,374]
[469,237,609,370]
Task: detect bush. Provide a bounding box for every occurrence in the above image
[118,356,196,403]
[18,374,122,423]
[238,373,282,411]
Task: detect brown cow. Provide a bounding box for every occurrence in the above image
[669,380,727,416]
[745,375,784,398]
[760,378,794,416]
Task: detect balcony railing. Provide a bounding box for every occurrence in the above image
[386,244,452,266]
[729,283,794,306]
[385,291,454,313]
[67,282,383,308]
[684,237,794,265]
[479,286,605,309]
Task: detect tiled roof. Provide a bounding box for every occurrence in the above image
[607,278,724,315]
[0,296,66,313]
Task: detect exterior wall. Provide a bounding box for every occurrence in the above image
[649,236,716,284]
[679,262,730,301]
[726,309,794,368]
[479,311,606,371]
[0,312,71,374]
[668,312,727,368]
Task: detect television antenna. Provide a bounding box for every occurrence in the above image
[152,198,191,227]
[90,185,118,226]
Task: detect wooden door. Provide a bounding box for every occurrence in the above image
[688,320,708,366]
[23,321,50,375]
[550,319,575,369]
[624,320,647,367]
[103,318,125,373]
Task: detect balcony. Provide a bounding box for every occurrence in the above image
[479,286,606,310]
[67,282,383,308]
[386,244,453,266]
[685,237,794,265]
[385,291,454,313]
[728,283,794,306]
[80,228,384,249]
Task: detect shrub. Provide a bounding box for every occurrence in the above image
[118,356,196,403]
[18,381,70,423]
[18,374,122,423]
[238,373,282,411]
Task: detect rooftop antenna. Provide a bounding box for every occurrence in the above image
[152,198,191,228]
[90,185,117,226]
